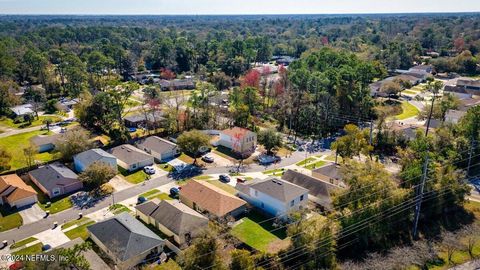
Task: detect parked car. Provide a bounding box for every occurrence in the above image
[257,154,281,165]
[144,166,156,175]
[170,187,180,198]
[219,174,231,183]
[201,155,214,163]
[137,196,148,204]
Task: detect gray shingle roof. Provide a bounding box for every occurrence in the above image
[136,136,177,155]
[74,148,116,166]
[30,134,61,147]
[281,170,340,210]
[28,163,80,191]
[108,144,153,166]
[236,177,308,203]
[87,212,164,262]
[137,200,208,236]
[312,164,343,180]
[124,111,164,124]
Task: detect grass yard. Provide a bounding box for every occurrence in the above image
[324,154,341,163]
[177,153,195,164]
[395,101,420,120]
[231,211,289,253]
[305,160,327,170]
[296,157,317,167]
[147,259,182,270]
[109,204,131,214]
[30,183,73,214]
[12,242,43,256]
[139,189,173,200]
[0,207,23,232]
[0,130,59,172]
[194,175,214,180]
[263,168,285,176]
[205,180,237,194]
[62,217,91,230]
[140,189,161,198]
[121,168,149,184]
[158,163,175,172]
[10,237,38,249]
[402,90,418,95]
[0,115,62,129]
[64,221,95,240]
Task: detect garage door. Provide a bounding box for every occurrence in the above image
[14,196,38,208]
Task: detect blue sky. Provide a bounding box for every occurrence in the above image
[0,0,479,15]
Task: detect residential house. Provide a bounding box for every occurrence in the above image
[312,164,345,187]
[445,110,466,124]
[408,65,434,74]
[281,169,342,211]
[28,163,83,198]
[124,111,164,129]
[87,212,164,270]
[424,118,442,130]
[370,74,423,97]
[135,199,209,247]
[445,78,480,97]
[179,180,247,219]
[135,136,180,162]
[49,238,109,270]
[236,177,309,218]
[458,97,480,112]
[108,144,154,172]
[218,127,257,156]
[10,104,34,117]
[159,79,195,91]
[30,133,61,153]
[0,174,37,208]
[73,148,117,173]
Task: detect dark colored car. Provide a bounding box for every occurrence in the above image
[170,187,180,198]
[137,196,148,204]
[219,174,231,183]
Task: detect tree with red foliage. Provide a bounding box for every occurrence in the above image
[160,68,176,80]
[241,69,261,89]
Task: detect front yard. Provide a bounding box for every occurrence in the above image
[395,101,420,120]
[119,167,149,184]
[231,211,289,253]
[30,182,73,214]
[0,115,62,129]
[64,220,96,240]
[0,207,22,232]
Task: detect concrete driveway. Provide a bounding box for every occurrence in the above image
[108,175,134,191]
[19,204,46,225]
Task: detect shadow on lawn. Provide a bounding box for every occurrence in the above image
[243,210,288,240]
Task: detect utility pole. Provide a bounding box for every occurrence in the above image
[413,155,429,239]
[467,140,475,177]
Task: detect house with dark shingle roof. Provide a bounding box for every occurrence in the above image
[179,180,247,219]
[108,144,154,172]
[30,133,61,153]
[73,148,117,173]
[135,136,180,162]
[87,212,164,270]
[312,164,345,187]
[236,177,309,218]
[0,174,37,208]
[28,163,83,198]
[281,169,342,211]
[135,199,208,247]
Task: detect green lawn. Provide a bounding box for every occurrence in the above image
[205,180,237,194]
[0,115,62,129]
[140,189,161,198]
[122,169,149,184]
[395,101,420,120]
[64,221,95,240]
[402,90,417,95]
[177,153,195,164]
[30,183,73,214]
[150,193,173,201]
[231,211,288,253]
[194,175,214,180]
[109,204,131,214]
[10,237,38,249]
[61,217,91,230]
[0,130,59,172]
[296,157,317,167]
[263,168,285,176]
[12,242,43,256]
[305,160,327,170]
[0,208,23,232]
[158,163,175,172]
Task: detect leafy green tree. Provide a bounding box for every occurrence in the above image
[229,249,255,270]
[179,231,224,270]
[0,81,19,115]
[0,146,12,172]
[79,161,117,187]
[56,129,93,161]
[258,128,282,154]
[177,130,210,163]
[331,124,372,161]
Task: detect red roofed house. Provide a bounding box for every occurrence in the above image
[0,174,37,208]
[218,127,257,156]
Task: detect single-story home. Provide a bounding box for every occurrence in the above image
[236,177,309,218]
[179,180,247,219]
[159,79,195,91]
[10,104,34,117]
[48,238,109,270]
[108,144,154,172]
[312,164,345,187]
[73,148,117,173]
[445,110,466,124]
[135,199,209,247]
[135,136,180,162]
[218,127,257,156]
[28,163,83,198]
[30,133,61,153]
[87,212,164,270]
[0,174,37,208]
[281,169,342,211]
[124,111,164,129]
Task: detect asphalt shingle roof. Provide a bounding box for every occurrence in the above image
[74,148,116,167]
[312,164,343,180]
[136,136,177,154]
[28,163,80,191]
[236,177,308,203]
[87,212,164,262]
[108,144,153,166]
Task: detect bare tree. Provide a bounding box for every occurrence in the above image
[442,230,462,265]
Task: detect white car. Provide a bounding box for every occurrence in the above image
[143,166,156,175]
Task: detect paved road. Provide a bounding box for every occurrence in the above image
[0,149,309,242]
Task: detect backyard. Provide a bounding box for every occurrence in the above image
[231,211,289,253]
[0,130,59,172]
[395,101,420,120]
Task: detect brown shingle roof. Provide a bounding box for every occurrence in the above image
[180,180,246,217]
[0,174,37,203]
